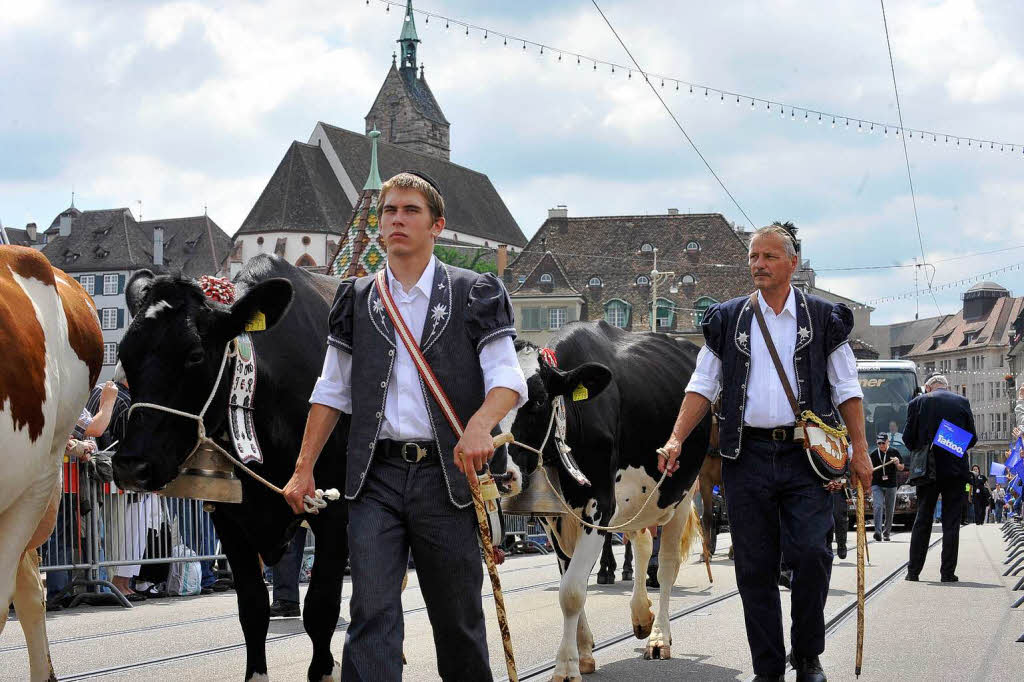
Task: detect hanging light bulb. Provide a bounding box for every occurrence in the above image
[846,118,850,129]
[752,98,755,108]
[540,45,544,54]
[720,92,724,102]
[804,111,809,122]
[522,41,526,51]
[593,60,597,71]
[675,81,679,90]
[465,25,469,36]
[425,14,428,24]
[558,52,562,62]
[577,55,580,64]
[386,3,390,11]
[628,70,632,79]
[445,19,449,29]
[857,120,862,132]
[689,85,693,94]
[884,126,888,137]
[611,64,615,74]
[704,88,708,97]
[831,117,835,128]
[818,113,822,124]
[661,78,664,87]
[503,37,507,46]
[736,96,741,106]
[790,108,795,120]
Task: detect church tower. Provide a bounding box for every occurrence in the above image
[364,0,451,160]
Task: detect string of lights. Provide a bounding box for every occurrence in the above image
[862,260,1024,305]
[369,0,1024,154]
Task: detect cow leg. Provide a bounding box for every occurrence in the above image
[552,529,603,682]
[304,514,348,682]
[628,529,654,640]
[646,498,698,661]
[576,608,596,674]
[596,534,615,584]
[214,513,270,681]
[12,549,56,682]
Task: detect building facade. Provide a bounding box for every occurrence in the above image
[40,206,231,382]
[503,209,751,345]
[906,282,1022,471]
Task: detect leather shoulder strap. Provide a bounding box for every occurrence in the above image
[749,291,800,419]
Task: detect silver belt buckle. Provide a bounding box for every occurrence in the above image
[401,442,426,463]
[771,428,787,441]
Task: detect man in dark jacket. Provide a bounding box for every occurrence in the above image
[869,433,904,541]
[903,374,977,582]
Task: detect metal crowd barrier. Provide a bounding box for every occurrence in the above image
[501,513,549,555]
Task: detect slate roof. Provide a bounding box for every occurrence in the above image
[40,208,231,277]
[395,65,449,126]
[888,315,947,350]
[505,213,751,331]
[2,227,42,247]
[317,123,526,247]
[236,141,351,236]
[907,294,1024,357]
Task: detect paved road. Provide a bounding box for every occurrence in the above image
[2,523,1021,680]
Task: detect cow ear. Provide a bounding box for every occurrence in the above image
[125,270,155,317]
[550,362,612,403]
[214,278,293,341]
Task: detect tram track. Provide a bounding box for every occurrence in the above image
[53,569,572,680]
[1,554,560,654]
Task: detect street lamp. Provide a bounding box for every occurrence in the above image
[649,247,676,332]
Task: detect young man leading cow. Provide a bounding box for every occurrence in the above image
[284,171,527,681]
[660,225,872,682]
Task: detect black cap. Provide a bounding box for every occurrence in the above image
[876,433,889,443]
[398,169,442,195]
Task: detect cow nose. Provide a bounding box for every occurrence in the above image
[114,457,151,490]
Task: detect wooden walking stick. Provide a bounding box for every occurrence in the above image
[855,479,866,678]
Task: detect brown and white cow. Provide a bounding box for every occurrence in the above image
[0,245,102,682]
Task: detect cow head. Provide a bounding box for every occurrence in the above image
[112,270,292,491]
[501,341,612,495]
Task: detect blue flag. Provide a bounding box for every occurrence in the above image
[1013,476,1024,496]
[932,420,972,458]
[997,475,1008,485]
[1010,439,1024,476]
[991,462,1007,477]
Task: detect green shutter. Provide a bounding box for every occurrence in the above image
[117,308,125,329]
[118,274,126,294]
[624,301,633,327]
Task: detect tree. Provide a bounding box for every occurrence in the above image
[433,245,496,274]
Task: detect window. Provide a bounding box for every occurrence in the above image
[257,236,265,246]
[549,307,567,329]
[956,357,967,370]
[588,276,602,287]
[522,307,543,331]
[980,356,986,369]
[604,300,630,328]
[999,355,1005,367]
[103,343,117,366]
[101,308,117,330]
[79,275,95,296]
[685,240,701,252]
[103,274,118,296]
[539,273,553,284]
[655,298,674,330]
[635,275,650,286]
[693,296,718,326]
[924,362,935,374]
[640,242,654,253]
[680,274,696,285]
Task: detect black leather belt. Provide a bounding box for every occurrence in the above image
[376,439,437,463]
[743,425,798,442]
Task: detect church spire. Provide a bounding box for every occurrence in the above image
[364,128,383,191]
[397,0,420,71]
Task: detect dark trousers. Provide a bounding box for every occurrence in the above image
[272,526,307,603]
[342,453,490,682]
[973,497,987,525]
[908,479,964,578]
[826,490,847,550]
[723,438,834,676]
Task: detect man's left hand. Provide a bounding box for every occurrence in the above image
[454,422,495,485]
[850,441,872,492]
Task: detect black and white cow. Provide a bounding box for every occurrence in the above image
[112,255,349,682]
[500,321,710,681]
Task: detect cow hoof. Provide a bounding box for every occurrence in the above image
[551,675,582,682]
[579,656,597,674]
[402,652,408,665]
[596,570,614,585]
[632,605,654,639]
[247,674,269,682]
[643,644,671,660]
[621,569,633,581]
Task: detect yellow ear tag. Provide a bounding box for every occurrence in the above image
[572,384,589,402]
[245,311,267,332]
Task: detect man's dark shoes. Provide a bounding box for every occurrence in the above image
[940,574,959,583]
[873,531,882,541]
[789,652,827,682]
[883,534,891,541]
[904,573,919,582]
[646,573,660,589]
[836,545,847,560]
[269,599,300,617]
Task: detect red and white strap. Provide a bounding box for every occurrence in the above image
[375,269,465,438]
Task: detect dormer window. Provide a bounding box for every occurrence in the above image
[588,276,602,287]
[681,274,696,285]
[640,242,654,253]
[636,275,651,286]
[685,240,701,253]
[539,273,553,283]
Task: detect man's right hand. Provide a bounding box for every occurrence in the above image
[283,467,316,515]
[658,436,682,476]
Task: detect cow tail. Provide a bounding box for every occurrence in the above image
[679,493,702,560]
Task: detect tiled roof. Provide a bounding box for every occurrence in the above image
[236,141,351,236]
[2,227,41,247]
[512,251,582,298]
[317,123,527,247]
[907,295,1024,357]
[505,213,751,331]
[397,65,448,126]
[39,208,231,277]
[888,315,946,349]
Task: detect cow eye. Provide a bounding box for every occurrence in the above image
[185,348,205,367]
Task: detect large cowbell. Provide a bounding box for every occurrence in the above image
[157,442,243,504]
[502,464,567,516]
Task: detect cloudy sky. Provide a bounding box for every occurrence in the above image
[2,0,1022,323]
